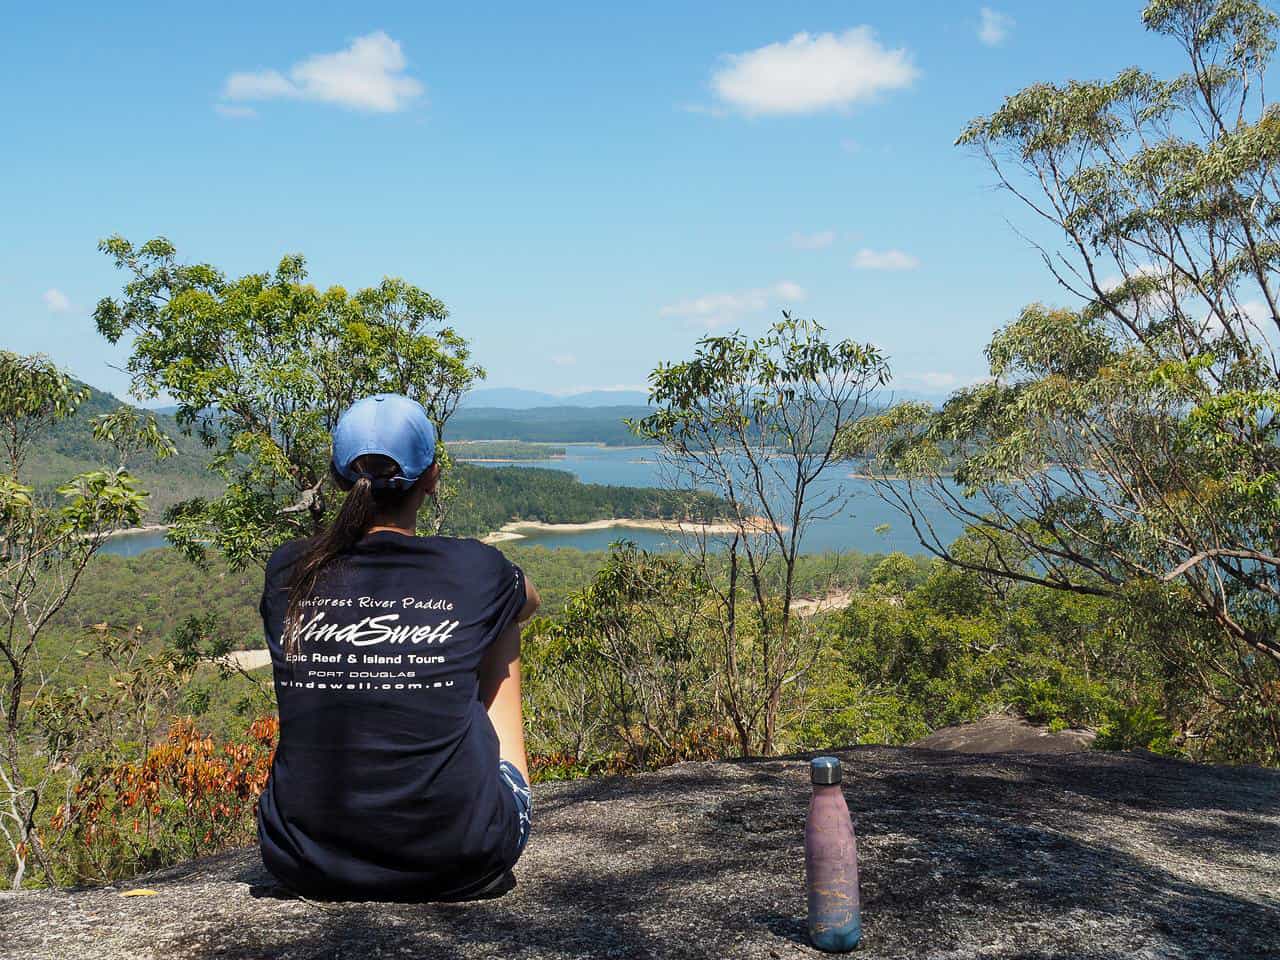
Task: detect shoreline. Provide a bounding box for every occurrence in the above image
[482,515,772,544]
[103,523,170,540]
[847,471,956,481]
[456,456,566,463]
[106,516,772,547]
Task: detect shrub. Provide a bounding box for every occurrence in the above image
[47,716,276,885]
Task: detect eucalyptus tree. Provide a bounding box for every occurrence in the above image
[843,0,1280,759]
[529,543,717,769]
[0,352,160,888]
[94,236,482,567]
[632,314,888,755]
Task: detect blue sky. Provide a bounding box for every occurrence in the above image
[1,2,1182,402]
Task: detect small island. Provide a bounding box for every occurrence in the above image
[482,515,772,544]
[446,440,568,462]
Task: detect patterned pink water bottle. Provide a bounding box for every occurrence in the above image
[805,755,861,952]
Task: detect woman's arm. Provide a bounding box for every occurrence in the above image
[517,575,541,623]
[478,576,540,783]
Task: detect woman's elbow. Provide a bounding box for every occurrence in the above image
[518,579,541,621]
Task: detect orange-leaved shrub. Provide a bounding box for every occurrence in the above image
[47,715,277,884]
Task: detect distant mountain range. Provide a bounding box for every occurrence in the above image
[460,387,651,409]
[147,385,945,414]
[460,385,947,410]
[144,388,652,414]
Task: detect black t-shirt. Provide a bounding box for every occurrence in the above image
[256,530,527,900]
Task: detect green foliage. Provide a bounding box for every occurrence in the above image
[795,564,1133,752]
[632,313,888,463]
[95,236,482,566]
[441,463,727,537]
[0,353,86,473]
[528,543,725,769]
[1094,703,1176,754]
[845,0,1280,761]
[631,314,889,755]
[523,540,1214,765]
[20,380,223,521]
[867,552,929,596]
[0,352,175,889]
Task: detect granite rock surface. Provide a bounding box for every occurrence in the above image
[912,715,1097,754]
[2,746,1277,960]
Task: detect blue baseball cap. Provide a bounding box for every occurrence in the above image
[331,393,437,490]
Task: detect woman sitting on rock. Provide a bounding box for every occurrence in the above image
[256,393,540,901]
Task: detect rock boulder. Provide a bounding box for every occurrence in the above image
[2,747,1276,959]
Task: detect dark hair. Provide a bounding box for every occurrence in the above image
[283,453,412,656]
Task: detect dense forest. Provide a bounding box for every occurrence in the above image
[443,464,726,536]
[25,382,224,518]
[447,405,652,445]
[449,440,566,460]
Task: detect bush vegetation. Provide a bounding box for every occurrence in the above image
[6,0,1279,892]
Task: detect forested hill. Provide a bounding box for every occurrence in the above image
[23,383,722,531]
[445,402,897,452]
[446,464,726,533]
[27,382,224,519]
[447,405,652,445]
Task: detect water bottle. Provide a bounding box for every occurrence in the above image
[805,756,861,952]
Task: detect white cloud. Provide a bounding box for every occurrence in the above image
[1237,300,1280,346]
[224,70,296,100]
[660,281,807,329]
[895,371,991,394]
[774,281,807,301]
[43,288,71,313]
[791,230,835,250]
[1240,299,1273,326]
[853,248,920,271]
[911,372,960,389]
[1099,263,1165,293]
[978,8,1014,47]
[221,32,424,113]
[710,28,917,116]
[551,353,577,367]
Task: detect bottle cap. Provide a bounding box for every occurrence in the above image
[810,756,842,785]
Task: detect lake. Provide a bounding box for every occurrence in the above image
[102,444,967,557]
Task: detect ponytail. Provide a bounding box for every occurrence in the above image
[283,454,406,656]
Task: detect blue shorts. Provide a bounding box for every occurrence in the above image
[498,760,532,854]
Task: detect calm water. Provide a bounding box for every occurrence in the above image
[102,445,965,557]
[481,445,963,554]
[102,529,172,556]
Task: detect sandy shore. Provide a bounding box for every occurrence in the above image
[481,516,772,544]
[790,589,855,617]
[455,456,566,463]
[215,649,273,671]
[847,470,956,481]
[102,523,169,540]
